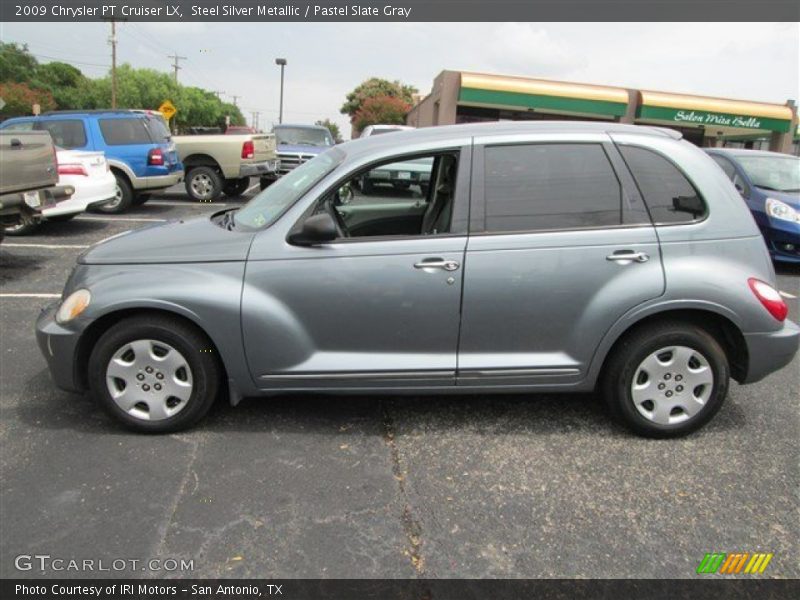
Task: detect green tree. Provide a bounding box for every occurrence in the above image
[0,82,56,117]
[340,77,417,120]
[352,95,411,133]
[315,118,342,143]
[0,42,38,84]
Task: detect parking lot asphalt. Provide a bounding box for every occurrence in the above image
[1,185,798,579]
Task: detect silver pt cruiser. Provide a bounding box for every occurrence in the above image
[36,122,799,437]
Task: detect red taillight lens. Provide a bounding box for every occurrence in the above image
[748,278,788,322]
[148,148,164,166]
[241,140,254,159]
[57,164,88,176]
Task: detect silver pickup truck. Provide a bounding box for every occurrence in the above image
[0,131,73,240]
[174,133,278,202]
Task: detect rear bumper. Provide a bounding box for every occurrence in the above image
[35,301,84,393]
[742,319,800,383]
[239,159,279,178]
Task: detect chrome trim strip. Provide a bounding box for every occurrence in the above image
[458,368,580,378]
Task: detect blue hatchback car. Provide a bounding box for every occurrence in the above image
[706,148,800,263]
[0,110,184,213]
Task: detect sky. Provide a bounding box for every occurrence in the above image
[1,21,798,139]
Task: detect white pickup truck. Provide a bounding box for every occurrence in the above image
[174,133,278,202]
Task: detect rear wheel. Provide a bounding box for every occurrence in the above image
[185,166,222,202]
[223,177,251,197]
[88,315,220,433]
[2,212,41,236]
[603,322,729,438]
[95,172,133,214]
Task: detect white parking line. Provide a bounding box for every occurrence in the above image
[0,293,60,298]
[779,290,797,299]
[75,216,167,222]
[2,243,89,249]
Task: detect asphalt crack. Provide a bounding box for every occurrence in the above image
[380,399,425,575]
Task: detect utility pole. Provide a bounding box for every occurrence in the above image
[230,95,240,107]
[212,90,225,100]
[167,53,187,83]
[275,58,287,124]
[108,20,118,108]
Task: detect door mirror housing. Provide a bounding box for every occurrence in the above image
[288,212,338,246]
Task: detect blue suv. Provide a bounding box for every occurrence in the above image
[706,148,800,263]
[0,110,184,213]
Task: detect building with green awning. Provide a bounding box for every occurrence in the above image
[407,71,798,155]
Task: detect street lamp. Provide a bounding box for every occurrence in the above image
[275,58,287,124]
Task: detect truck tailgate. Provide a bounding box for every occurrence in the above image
[0,131,58,195]
[251,134,276,162]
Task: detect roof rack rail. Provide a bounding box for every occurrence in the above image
[40,109,140,116]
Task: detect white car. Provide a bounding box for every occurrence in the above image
[4,149,116,235]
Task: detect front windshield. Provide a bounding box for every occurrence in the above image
[234,148,344,230]
[274,126,333,147]
[737,155,800,193]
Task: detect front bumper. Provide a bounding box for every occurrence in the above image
[239,159,279,178]
[35,301,84,393]
[742,319,800,383]
[761,221,800,263]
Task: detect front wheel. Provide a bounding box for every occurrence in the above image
[2,213,41,236]
[602,322,729,438]
[88,315,221,433]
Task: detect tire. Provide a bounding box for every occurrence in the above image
[185,166,223,202]
[259,175,276,191]
[3,212,41,236]
[223,177,250,198]
[132,193,151,206]
[95,172,133,214]
[46,214,77,223]
[88,315,221,433]
[603,322,730,438]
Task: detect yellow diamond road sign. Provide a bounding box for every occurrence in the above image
[158,100,177,120]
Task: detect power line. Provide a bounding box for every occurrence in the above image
[29,53,110,68]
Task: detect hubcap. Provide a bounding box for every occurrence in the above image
[191,173,214,199]
[103,184,123,210]
[105,339,193,421]
[631,345,714,426]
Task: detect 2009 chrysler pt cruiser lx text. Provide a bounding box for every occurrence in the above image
[36,122,799,437]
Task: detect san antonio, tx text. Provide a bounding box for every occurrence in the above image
[16,584,281,596]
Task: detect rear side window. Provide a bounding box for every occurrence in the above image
[99,118,153,145]
[2,121,35,131]
[483,143,622,233]
[619,146,706,223]
[38,120,86,148]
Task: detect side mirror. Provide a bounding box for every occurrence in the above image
[288,212,338,246]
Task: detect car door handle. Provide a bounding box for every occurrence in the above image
[414,259,460,271]
[606,251,650,263]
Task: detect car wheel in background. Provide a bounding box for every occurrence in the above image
[132,193,151,206]
[88,315,221,433]
[185,166,222,202]
[2,213,41,236]
[95,172,133,214]
[602,321,730,438]
[223,177,251,197]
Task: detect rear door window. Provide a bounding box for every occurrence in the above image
[483,143,623,233]
[619,146,706,223]
[99,118,153,145]
[37,119,87,148]
[2,121,35,131]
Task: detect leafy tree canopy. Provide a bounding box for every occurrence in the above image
[341,77,417,119]
[315,118,342,143]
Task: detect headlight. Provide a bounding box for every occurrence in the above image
[765,198,799,223]
[56,289,91,324]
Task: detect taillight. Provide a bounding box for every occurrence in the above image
[241,140,254,159]
[748,278,788,322]
[148,148,164,166]
[58,164,88,176]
